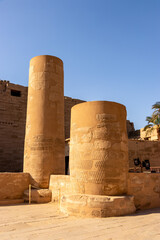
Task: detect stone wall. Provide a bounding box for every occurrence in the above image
[126,120,135,134]
[1,80,159,173]
[49,175,71,202]
[65,139,160,171]
[50,173,160,210]
[0,172,30,201]
[0,81,84,172]
[0,81,27,172]
[64,96,85,139]
[128,173,160,209]
[129,140,160,169]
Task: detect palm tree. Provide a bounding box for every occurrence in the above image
[144,102,160,140]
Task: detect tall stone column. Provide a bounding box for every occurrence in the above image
[23,55,65,188]
[69,101,128,196]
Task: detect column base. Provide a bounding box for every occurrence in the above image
[60,194,136,218]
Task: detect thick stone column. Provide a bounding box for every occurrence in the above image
[23,55,65,188]
[69,101,128,196]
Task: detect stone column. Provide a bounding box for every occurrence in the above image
[23,55,65,188]
[70,101,128,196]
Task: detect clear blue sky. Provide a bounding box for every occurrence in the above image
[0,0,159,130]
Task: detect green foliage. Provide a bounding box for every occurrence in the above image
[144,102,160,130]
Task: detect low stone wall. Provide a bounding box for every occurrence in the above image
[49,175,71,202]
[0,173,30,201]
[128,173,160,209]
[50,173,160,211]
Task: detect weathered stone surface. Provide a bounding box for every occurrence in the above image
[64,96,85,139]
[128,173,160,209]
[128,140,160,171]
[1,204,160,240]
[2,79,160,174]
[49,173,160,212]
[60,194,136,217]
[0,173,30,201]
[23,55,65,188]
[49,175,71,202]
[140,125,160,141]
[24,189,52,203]
[0,79,85,173]
[69,101,129,196]
[0,80,27,172]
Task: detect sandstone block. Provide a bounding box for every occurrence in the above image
[24,188,52,203]
[60,194,136,218]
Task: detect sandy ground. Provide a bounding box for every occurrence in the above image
[0,203,160,240]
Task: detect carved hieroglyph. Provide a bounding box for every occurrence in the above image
[23,55,65,188]
[70,101,128,196]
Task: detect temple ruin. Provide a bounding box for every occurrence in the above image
[59,101,136,217]
[0,55,160,217]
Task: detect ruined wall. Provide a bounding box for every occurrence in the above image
[50,173,160,210]
[126,120,135,134]
[0,81,84,172]
[0,172,30,201]
[49,175,70,202]
[129,140,160,169]
[128,173,160,209]
[140,125,160,141]
[64,96,85,139]
[0,81,27,172]
[1,80,160,173]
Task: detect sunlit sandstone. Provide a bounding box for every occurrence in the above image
[23,55,65,188]
[69,101,128,196]
[0,55,159,219]
[59,101,135,217]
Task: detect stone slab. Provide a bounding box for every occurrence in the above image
[0,173,30,201]
[60,194,136,217]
